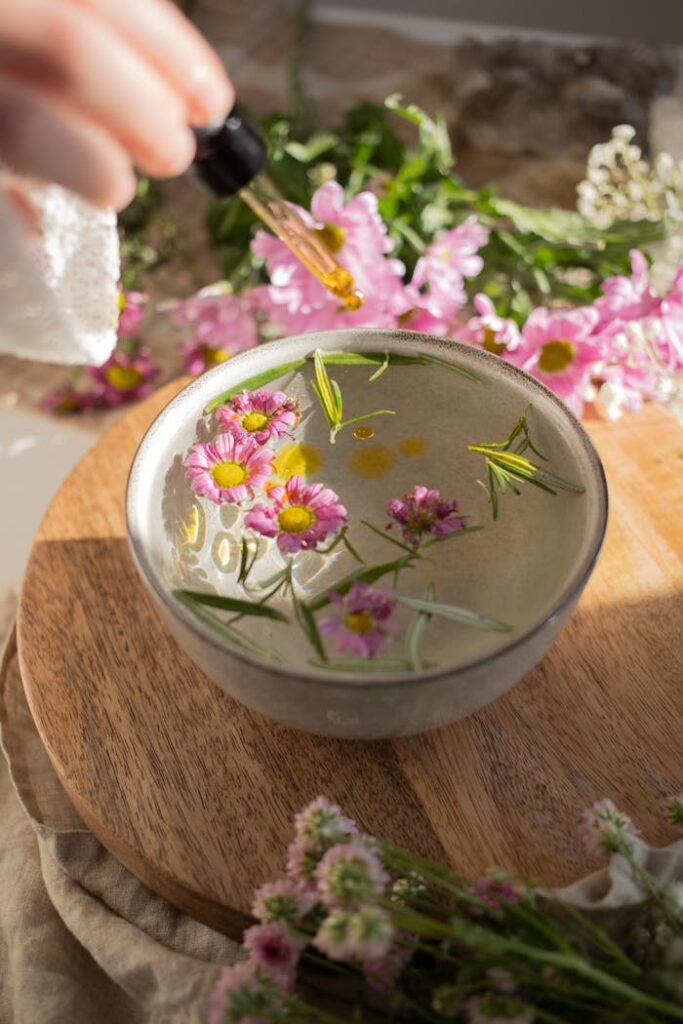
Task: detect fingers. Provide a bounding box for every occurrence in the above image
[0,0,198,178]
[67,0,234,125]
[0,78,137,209]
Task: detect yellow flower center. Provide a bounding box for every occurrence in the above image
[316,223,346,253]
[538,339,575,374]
[203,347,229,368]
[56,397,80,413]
[278,505,314,534]
[344,610,374,634]
[117,292,127,312]
[241,411,269,432]
[105,365,143,392]
[482,327,507,356]
[211,461,247,488]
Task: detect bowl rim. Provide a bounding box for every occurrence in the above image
[126,327,609,689]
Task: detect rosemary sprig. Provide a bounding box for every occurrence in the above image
[237,538,260,585]
[174,588,289,622]
[311,349,395,443]
[406,582,435,671]
[173,590,284,662]
[394,592,512,633]
[468,407,585,520]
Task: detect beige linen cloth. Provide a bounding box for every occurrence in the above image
[0,616,242,1024]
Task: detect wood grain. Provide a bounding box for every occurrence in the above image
[16,381,683,938]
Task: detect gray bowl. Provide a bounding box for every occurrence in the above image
[126,329,607,738]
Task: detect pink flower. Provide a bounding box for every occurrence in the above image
[465,993,534,1024]
[42,384,94,415]
[579,798,640,857]
[243,922,304,990]
[208,962,279,1024]
[294,796,358,846]
[217,389,300,445]
[409,216,489,322]
[513,305,604,417]
[467,870,524,916]
[594,250,660,326]
[185,433,274,505]
[315,906,394,962]
[251,181,407,335]
[245,475,346,554]
[316,842,389,909]
[252,878,315,925]
[319,583,397,659]
[362,943,411,992]
[386,485,468,549]
[117,291,146,340]
[87,346,159,406]
[164,287,258,364]
[286,837,325,888]
[456,294,522,355]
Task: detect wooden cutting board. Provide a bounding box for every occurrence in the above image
[16,380,683,938]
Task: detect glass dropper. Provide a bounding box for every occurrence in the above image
[192,112,364,311]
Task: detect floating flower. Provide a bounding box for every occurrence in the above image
[163,286,259,368]
[294,796,358,847]
[42,384,94,415]
[467,869,524,916]
[217,390,300,445]
[409,216,489,322]
[87,346,159,407]
[319,583,398,659]
[185,433,274,505]
[315,905,394,962]
[117,290,146,340]
[456,294,522,356]
[243,922,304,990]
[316,842,389,909]
[465,993,535,1024]
[513,306,604,417]
[386,485,467,549]
[245,475,346,554]
[252,878,315,925]
[251,181,407,335]
[208,962,281,1024]
[579,798,641,857]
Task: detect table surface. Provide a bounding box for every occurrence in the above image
[17,381,683,938]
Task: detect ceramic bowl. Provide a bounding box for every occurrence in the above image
[126,328,608,738]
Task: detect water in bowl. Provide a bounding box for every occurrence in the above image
[164,351,590,677]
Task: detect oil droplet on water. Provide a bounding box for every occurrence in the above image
[353,424,375,441]
[349,444,395,479]
[398,435,428,457]
[274,442,324,481]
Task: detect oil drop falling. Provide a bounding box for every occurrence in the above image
[353,424,375,441]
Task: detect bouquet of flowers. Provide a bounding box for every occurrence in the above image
[45,99,683,425]
[209,795,683,1024]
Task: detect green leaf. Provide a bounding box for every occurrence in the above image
[361,520,417,555]
[307,554,416,612]
[406,582,435,671]
[174,589,289,623]
[313,348,342,433]
[368,351,391,382]
[309,657,419,673]
[293,596,328,662]
[394,594,512,633]
[205,359,305,411]
[174,591,284,662]
[284,133,339,163]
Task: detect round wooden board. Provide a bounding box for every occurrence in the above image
[17,380,683,938]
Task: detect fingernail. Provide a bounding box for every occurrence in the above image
[188,64,233,125]
[158,129,197,176]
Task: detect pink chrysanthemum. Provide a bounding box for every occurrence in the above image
[163,287,259,371]
[456,294,522,356]
[316,842,389,909]
[579,798,640,857]
[251,181,407,335]
[465,993,534,1024]
[243,922,304,991]
[319,583,398,659]
[87,347,159,407]
[245,475,346,554]
[294,796,358,847]
[217,389,300,445]
[185,433,274,505]
[467,870,524,916]
[252,878,316,925]
[409,216,489,323]
[315,905,394,962]
[42,384,94,415]
[594,249,661,326]
[208,962,279,1024]
[513,305,604,417]
[386,485,468,549]
[117,290,146,340]
[286,837,325,889]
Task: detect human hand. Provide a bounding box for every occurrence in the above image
[0,0,234,210]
